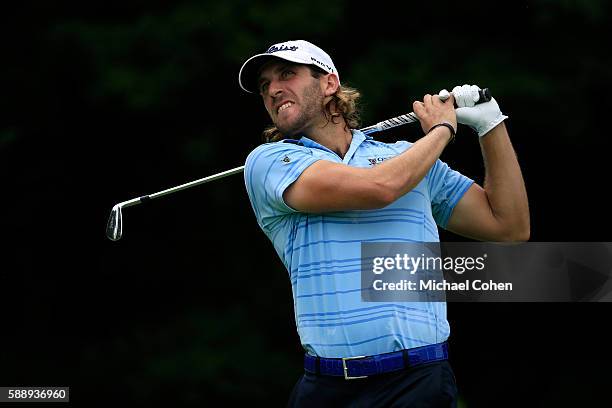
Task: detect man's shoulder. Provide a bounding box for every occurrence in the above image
[244,140,315,185]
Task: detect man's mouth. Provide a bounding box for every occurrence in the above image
[277,102,293,114]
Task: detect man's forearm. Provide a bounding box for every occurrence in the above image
[480,122,530,237]
[371,126,453,203]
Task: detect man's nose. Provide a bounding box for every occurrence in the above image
[268,79,283,97]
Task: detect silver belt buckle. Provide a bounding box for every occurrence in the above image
[341,355,368,380]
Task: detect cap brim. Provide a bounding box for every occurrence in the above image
[238,53,309,94]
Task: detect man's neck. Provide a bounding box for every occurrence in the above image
[303,120,353,159]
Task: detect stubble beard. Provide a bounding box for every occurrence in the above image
[276,82,325,138]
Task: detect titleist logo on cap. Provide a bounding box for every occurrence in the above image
[266,45,298,53]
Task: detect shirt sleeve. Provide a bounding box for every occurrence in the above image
[427,159,474,229]
[244,142,320,232]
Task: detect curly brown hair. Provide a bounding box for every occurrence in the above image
[262,66,361,142]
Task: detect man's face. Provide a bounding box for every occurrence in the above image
[257,61,325,137]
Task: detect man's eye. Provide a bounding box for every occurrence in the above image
[260,83,269,94]
[282,70,295,78]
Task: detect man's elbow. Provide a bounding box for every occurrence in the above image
[364,168,417,209]
[500,223,530,242]
[510,227,530,242]
[370,181,401,208]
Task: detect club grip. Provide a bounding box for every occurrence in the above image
[476,88,492,104]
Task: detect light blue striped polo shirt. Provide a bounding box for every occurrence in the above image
[244,130,473,358]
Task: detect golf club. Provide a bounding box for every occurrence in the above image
[106,88,491,241]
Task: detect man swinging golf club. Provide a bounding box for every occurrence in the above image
[240,40,529,407]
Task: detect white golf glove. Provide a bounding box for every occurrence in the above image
[447,84,508,137]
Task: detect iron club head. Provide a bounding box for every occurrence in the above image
[106,204,123,241]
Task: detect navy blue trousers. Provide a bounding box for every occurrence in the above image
[287,360,458,408]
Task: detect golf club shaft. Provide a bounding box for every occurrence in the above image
[107,88,491,240]
[118,166,246,209]
[113,115,405,209]
[117,111,410,209]
[114,111,417,210]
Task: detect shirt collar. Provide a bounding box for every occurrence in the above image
[294,129,370,162]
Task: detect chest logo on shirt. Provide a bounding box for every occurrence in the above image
[368,157,389,166]
[282,155,291,164]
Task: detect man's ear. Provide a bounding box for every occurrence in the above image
[322,73,340,97]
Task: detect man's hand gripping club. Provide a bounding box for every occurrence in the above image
[412,93,458,141]
[441,84,508,137]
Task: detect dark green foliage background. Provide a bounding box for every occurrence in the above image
[1,1,611,406]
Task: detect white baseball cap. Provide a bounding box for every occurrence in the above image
[238,40,339,94]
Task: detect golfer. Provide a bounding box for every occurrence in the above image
[239,40,529,407]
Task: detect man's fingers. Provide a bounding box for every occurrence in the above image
[430,92,453,106]
[412,100,425,116]
[438,89,451,101]
[415,90,454,114]
[452,84,479,108]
